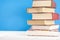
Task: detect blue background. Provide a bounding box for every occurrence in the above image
[0,0,60,31]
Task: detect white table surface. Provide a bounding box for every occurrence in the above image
[0,31,60,40]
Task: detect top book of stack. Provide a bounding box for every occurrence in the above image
[32,0,56,8]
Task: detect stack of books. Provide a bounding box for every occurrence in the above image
[27,0,59,37]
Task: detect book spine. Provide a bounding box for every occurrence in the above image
[29,29,58,32]
[27,8,55,13]
[31,25,59,30]
[26,31,59,37]
[27,20,55,25]
[32,13,59,20]
[32,1,52,7]
[32,0,56,8]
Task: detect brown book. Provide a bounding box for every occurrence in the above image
[32,0,56,8]
[27,8,55,13]
[27,20,55,25]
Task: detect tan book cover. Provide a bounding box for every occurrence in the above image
[27,8,55,13]
[27,20,55,25]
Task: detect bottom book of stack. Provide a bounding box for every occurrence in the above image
[26,25,59,37]
[26,31,59,37]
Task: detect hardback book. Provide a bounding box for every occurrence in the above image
[32,0,56,8]
[30,25,59,31]
[26,31,59,37]
[27,8,55,13]
[32,13,59,20]
[27,20,55,25]
[29,29,58,32]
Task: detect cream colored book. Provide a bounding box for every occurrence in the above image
[32,0,56,8]
[32,13,52,19]
[26,31,59,37]
[27,20,55,25]
[31,25,59,30]
[32,0,52,7]
[32,13,58,20]
[27,8,55,13]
